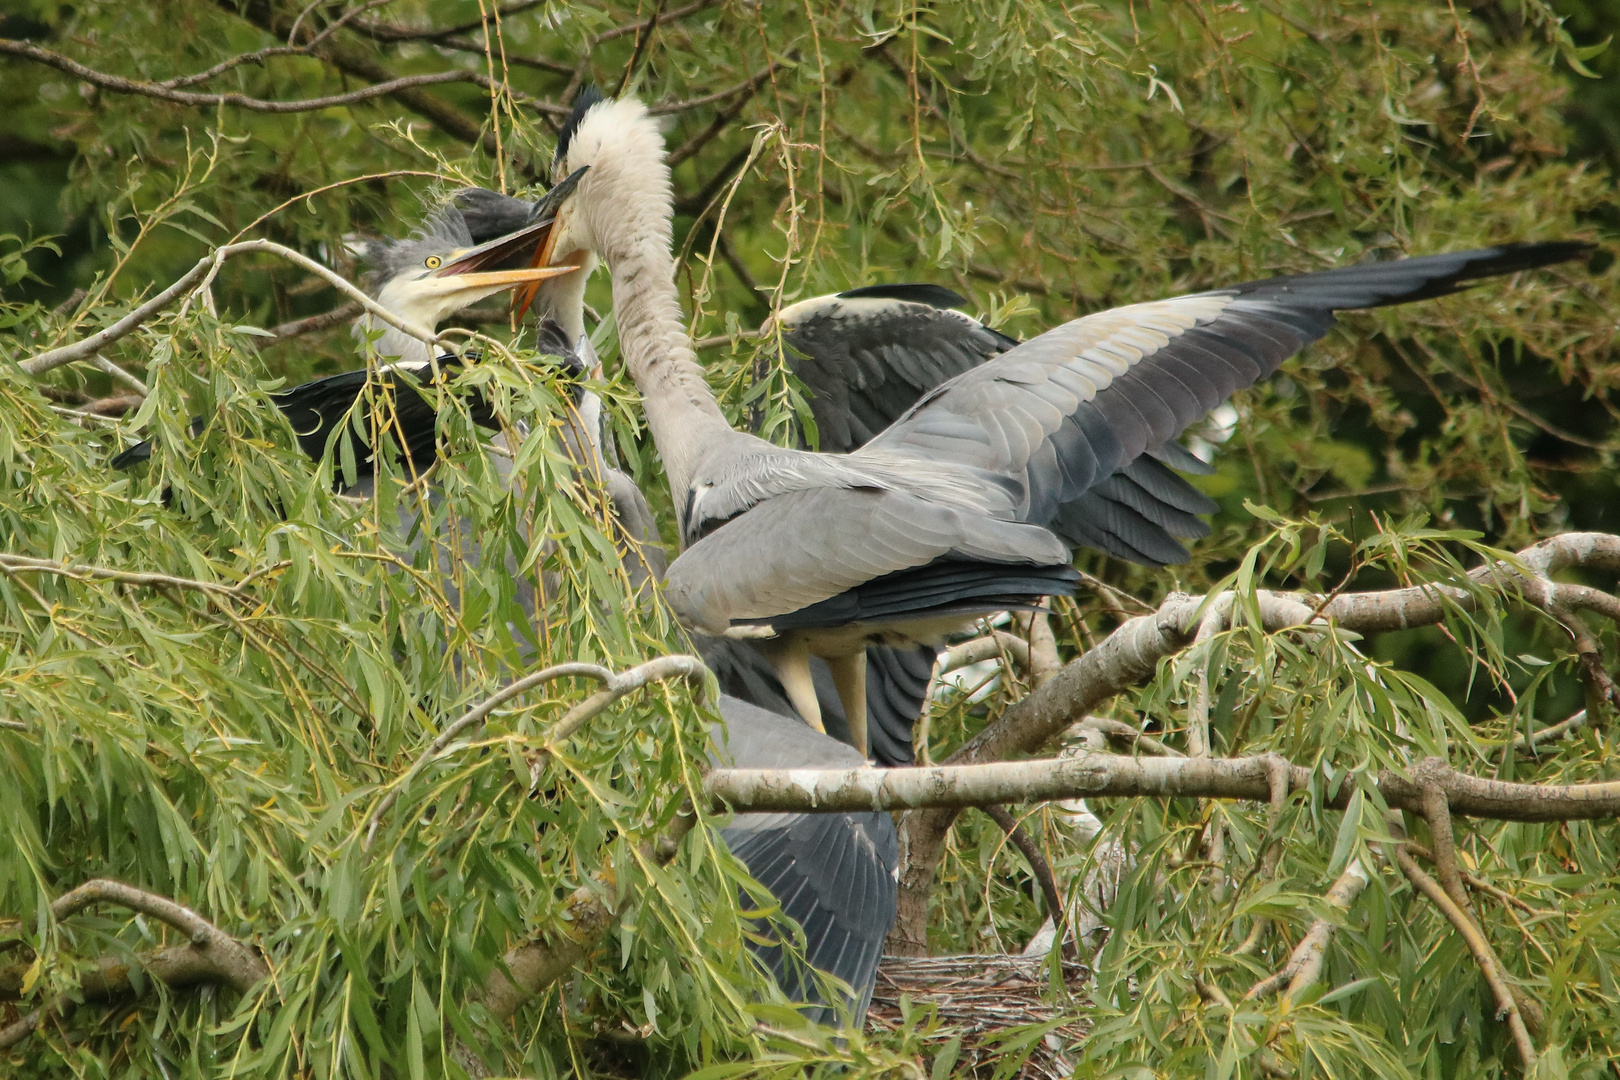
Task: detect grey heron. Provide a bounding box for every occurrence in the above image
[450,184,900,1025]
[110,176,585,482]
[533,90,1592,757]
[110,180,899,1029]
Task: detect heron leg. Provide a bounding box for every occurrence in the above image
[766,636,825,734]
[826,650,868,758]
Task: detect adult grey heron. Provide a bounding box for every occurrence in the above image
[451,185,899,1025]
[530,90,1591,755]
[111,182,899,1029]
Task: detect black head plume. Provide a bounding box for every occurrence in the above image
[554,85,606,176]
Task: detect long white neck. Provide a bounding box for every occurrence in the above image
[582,131,735,498]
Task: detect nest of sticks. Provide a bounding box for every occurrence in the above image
[866,953,1092,1079]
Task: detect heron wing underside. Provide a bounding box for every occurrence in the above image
[721,809,897,1027]
[858,244,1587,556]
[664,484,1068,631]
[781,296,1017,453]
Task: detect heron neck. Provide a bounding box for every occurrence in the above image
[599,185,733,500]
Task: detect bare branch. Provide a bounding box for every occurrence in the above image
[264,302,364,345]
[22,239,440,377]
[0,39,487,113]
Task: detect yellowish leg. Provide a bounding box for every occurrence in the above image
[826,650,869,758]
[764,636,825,734]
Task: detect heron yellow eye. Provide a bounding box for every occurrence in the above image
[424,255,442,269]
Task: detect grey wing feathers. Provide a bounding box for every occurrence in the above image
[710,696,898,1026]
[721,809,897,1027]
[862,243,1587,558]
[779,292,1018,453]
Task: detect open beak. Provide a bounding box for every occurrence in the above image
[512,166,590,322]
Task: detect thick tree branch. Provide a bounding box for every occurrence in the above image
[891,534,1620,954]
[0,879,266,1051]
[707,752,1620,822]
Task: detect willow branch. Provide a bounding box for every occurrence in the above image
[0,879,267,1051]
[21,239,439,376]
[1074,716,1184,757]
[1388,840,1538,1067]
[891,533,1620,954]
[474,807,699,1023]
[1244,860,1370,1002]
[363,655,704,847]
[0,39,488,113]
[709,752,1620,822]
[0,554,251,598]
[981,806,1067,951]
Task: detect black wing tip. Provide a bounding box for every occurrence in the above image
[835,283,968,310]
[555,85,607,165]
[110,442,154,470]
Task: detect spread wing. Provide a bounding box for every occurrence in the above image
[858,243,1590,555]
[712,696,898,1027]
[776,285,1017,453]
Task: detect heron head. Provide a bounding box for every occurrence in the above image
[536,87,670,271]
[366,189,585,331]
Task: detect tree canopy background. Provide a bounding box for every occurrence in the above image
[3,1,1620,1078]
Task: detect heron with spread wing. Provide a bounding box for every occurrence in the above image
[530,90,1592,760]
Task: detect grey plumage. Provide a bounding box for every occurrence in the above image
[666,243,1592,637]
[709,695,898,1026]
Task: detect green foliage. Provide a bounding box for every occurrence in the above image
[3,1,1620,1078]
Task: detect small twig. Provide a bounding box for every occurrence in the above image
[915,631,1032,765]
[22,239,440,377]
[650,61,781,115]
[1244,860,1370,1001]
[264,302,364,345]
[1513,709,1590,753]
[1388,833,1538,1067]
[1073,716,1184,758]
[91,355,148,395]
[981,806,1071,958]
[0,554,249,598]
[614,0,668,96]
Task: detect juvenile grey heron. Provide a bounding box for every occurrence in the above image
[110,178,585,480]
[533,90,1591,755]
